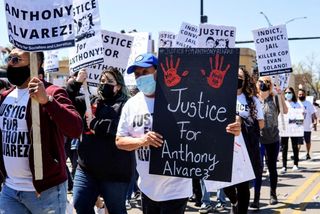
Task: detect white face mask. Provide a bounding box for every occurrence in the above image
[136,74,156,96]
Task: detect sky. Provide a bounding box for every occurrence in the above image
[0,0,319,66]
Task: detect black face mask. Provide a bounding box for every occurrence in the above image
[237,79,243,89]
[299,96,306,101]
[98,83,115,100]
[7,65,30,86]
[259,82,270,92]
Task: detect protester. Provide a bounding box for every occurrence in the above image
[252,76,288,209]
[116,53,241,214]
[0,48,82,213]
[313,98,320,130]
[224,67,264,214]
[297,89,316,160]
[69,68,134,214]
[280,87,304,173]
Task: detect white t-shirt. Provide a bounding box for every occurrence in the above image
[236,93,264,120]
[117,92,192,201]
[299,100,315,132]
[0,88,35,191]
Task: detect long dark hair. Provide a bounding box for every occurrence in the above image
[285,87,297,103]
[240,67,257,120]
[99,67,130,101]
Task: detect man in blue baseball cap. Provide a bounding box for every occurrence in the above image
[116,53,241,214]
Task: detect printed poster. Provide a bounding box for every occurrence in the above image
[4,0,74,51]
[253,25,292,76]
[198,24,236,48]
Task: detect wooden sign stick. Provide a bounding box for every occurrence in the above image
[30,52,43,180]
[82,81,92,122]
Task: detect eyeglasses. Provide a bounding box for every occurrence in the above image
[285,92,292,94]
[6,55,22,65]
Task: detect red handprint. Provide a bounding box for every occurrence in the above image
[201,54,230,89]
[160,55,189,87]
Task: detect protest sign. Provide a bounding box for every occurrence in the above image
[198,24,236,48]
[279,108,304,137]
[44,50,59,72]
[158,31,176,48]
[306,96,314,104]
[125,32,151,86]
[150,48,240,181]
[271,73,290,92]
[253,25,292,76]
[174,22,199,48]
[85,30,133,87]
[204,133,255,190]
[69,0,104,72]
[4,0,74,51]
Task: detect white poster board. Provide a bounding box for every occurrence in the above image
[279,108,304,137]
[125,32,151,86]
[204,133,255,191]
[252,25,292,76]
[86,30,133,87]
[198,24,236,48]
[44,50,59,72]
[272,73,290,92]
[69,0,104,72]
[174,22,199,48]
[4,0,74,51]
[158,31,176,48]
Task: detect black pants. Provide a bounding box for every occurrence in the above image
[281,137,301,167]
[192,178,202,204]
[224,181,250,214]
[141,193,188,214]
[255,142,279,195]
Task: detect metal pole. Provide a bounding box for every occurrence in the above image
[285,16,307,25]
[259,11,273,27]
[200,0,203,23]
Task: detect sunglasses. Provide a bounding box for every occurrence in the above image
[285,92,292,94]
[6,55,22,65]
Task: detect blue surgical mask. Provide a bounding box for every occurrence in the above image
[285,93,293,100]
[136,74,156,96]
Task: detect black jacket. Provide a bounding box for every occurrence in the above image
[66,80,134,182]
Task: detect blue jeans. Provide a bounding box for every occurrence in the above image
[0,182,67,214]
[73,168,129,214]
[217,189,226,203]
[200,179,211,205]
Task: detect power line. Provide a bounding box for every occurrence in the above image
[236,36,320,44]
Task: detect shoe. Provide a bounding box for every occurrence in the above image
[250,201,259,210]
[194,202,202,207]
[230,202,238,214]
[279,167,287,174]
[306,154,311,160]
[250,192,260,210]
[199,204,213,214]
[292,165,299,171]
[290,155,294,160]
[214,202,226,211]
[125,200,132,210]
[270,194,278,205]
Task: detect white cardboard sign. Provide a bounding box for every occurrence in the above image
[4,0,75,51]
[158,31,176,48]
[69,0,104,72]
[253,25,292,76]
[174,22,199,48]
[198,24,236,48]
[279,108,304,137]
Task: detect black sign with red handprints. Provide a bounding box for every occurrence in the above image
[150,48,240,181]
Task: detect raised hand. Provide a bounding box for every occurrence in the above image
[160,55,189,87]
[201,54,230,89]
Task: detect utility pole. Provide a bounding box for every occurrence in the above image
[200,0,207,23]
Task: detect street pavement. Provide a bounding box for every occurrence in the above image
[125,128,320,214]
[67,128,320,214]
